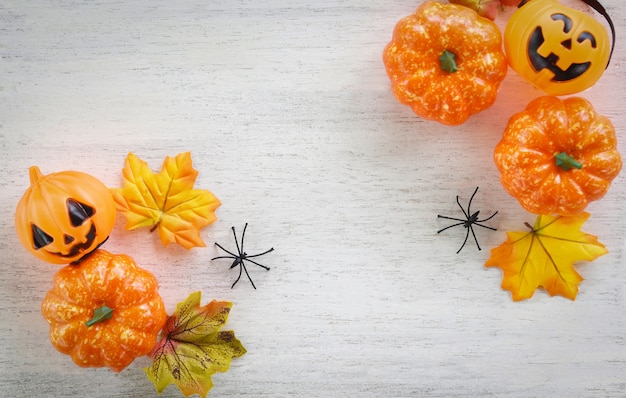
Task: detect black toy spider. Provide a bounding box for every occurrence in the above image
[211,223,273,289]
[437,187,498,254]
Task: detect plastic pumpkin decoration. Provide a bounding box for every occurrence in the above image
[383,1,508,125]
[504,0,614,96]
[41,249,167,372]
[494,96,621,216]
[15,166,116,265]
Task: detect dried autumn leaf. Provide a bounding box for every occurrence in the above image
[111,152,221,249]
[144,291,246,398]
[485,212,607,301]
[448,0,501,20]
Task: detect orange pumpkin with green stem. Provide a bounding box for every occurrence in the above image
[382,1,508,125]
[41,249,167,372]
[494,96,622,216]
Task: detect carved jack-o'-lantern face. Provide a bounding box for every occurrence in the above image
[505,0,611,95]
[15,166,116,264]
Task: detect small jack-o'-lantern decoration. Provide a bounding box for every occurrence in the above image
[505,0,613,95]
[15,166,116,264]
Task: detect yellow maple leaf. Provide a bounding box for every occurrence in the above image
[111,152,221,249]
[485,212,607,301]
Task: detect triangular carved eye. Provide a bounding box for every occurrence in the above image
[67,199,95,227]
[32,224,54,249]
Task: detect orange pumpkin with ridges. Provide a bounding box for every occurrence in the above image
[41,249,167,372]
[494,96,621,215]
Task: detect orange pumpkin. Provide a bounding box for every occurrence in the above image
[504,0,612,95]
[494,96,621,216]
[41,249,167,372]
[15,166,116,264]
[382,1,507,125]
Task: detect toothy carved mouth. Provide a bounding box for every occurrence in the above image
[46,223,97,259]
[528,26,591,82]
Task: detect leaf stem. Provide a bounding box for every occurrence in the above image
[86,305,114,327]
[555,152,582,171]
[439,50,458,73]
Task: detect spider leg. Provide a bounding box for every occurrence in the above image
[211,254,236,261]
[245,258,271,271]
[240,223,249,254]
[474,211,499,232]
[232,225,243,257]
[213,242,238,258]
[437,215,466,222]
[465,186,479,217]
[456,195,470,220]
[437,221,466,234]
[457,225,472,254]
[246,247,274,258]
[473,223,498,231]
[476,210,498,223]
[468,225,482,251]
[241,262,257,290]
[231,262,244,289]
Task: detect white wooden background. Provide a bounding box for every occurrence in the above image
[1,1,625,397]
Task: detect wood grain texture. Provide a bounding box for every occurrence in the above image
[1,1,624,396]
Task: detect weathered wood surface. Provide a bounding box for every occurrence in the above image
[1,1,624,396]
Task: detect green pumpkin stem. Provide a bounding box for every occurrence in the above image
[86,305,114,327]
[439,50,458,73]
[555,152,583,171]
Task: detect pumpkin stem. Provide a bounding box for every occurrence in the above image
[439,50,458,73]
[28,166,44,184]
[86,305,114,327]
[555,152,583,171]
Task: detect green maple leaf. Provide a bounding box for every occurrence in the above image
[144,292,246,397]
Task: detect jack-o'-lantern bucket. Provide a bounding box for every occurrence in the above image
[15,166,116,264]
[504,0,614,95]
